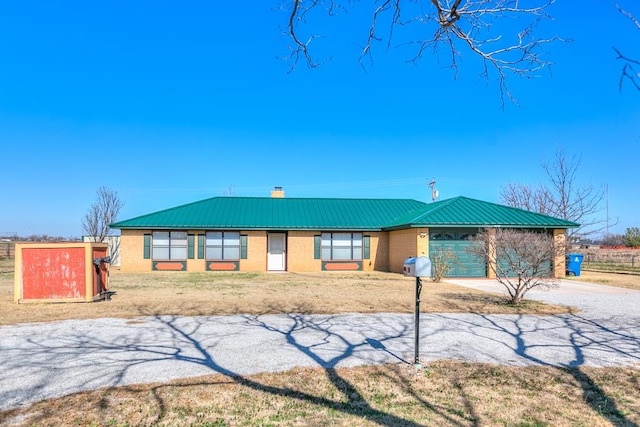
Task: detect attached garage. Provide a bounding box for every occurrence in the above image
[383,196,579,278]
[429,228,486,278]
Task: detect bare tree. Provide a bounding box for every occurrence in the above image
[499,182,550,213]
[430,246,458,282]
[614,2,640,91]
[601,233,624,247]
[500,147,607,243]
[468,228,559,304]
[82,186,124,262]
[282,0,561,105]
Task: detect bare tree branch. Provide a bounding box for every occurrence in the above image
[358,0,400,65]
[281,0,346,71]
[540,149,609,240]
[614,2,640,91]
[468,229,559,304]
[82,186,124,262]
[500,147,614,243]
[614,47,640,91]
[285,0,321,70]
[408,0,561,107]
[82,187,124,243]
[284,0,562,105]
[616,2,640,30]
[500,182,550,214]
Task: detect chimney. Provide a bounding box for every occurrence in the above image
[271,186,285,198]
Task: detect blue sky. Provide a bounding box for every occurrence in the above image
[0,1,638,238]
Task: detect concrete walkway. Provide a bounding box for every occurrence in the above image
[1,279,639,412]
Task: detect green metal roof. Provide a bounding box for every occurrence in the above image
[110,197,427,230]
[111,195,579,231]
[382,196,579,229]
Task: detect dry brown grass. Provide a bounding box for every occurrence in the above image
[1,362,638,427]
[3,258,640,426]
[0,259,572,326]
[575,270,640,290]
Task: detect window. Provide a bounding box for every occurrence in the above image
[152,231,188,260]
[321,233,363,260]
[430,229,478,240]
[206,231,240,260]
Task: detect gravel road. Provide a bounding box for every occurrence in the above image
[1,279,639,412]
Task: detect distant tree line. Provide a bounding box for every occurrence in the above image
[601,228,640,248]
[1,234,81,242]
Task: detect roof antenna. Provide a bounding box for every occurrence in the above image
[428,178,439,202]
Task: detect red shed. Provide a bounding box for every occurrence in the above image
[14,242,110,303]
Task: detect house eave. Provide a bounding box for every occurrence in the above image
[113,225,384,232]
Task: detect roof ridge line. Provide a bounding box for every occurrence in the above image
[409,196,459,221]
[154,196,426,203]
[383,196,459,227]
[475,196,580,226]
[443,196,579,226]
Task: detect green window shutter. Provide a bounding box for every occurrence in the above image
[363,235,370,259]
[240,235,248,259]
[187,234,195,259]
[197,235,205,259]
[143,234,151,259]
[314,235,321,259]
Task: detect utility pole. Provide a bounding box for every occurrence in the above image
[606,183,609,239]
[428,178,439,202]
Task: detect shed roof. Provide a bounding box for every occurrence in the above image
[110,197,426,230]
[382,196,579,229]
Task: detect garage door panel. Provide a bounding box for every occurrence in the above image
[497,255,552,278]
[429,240,486,278]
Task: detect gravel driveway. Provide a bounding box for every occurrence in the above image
[1,279,639,412]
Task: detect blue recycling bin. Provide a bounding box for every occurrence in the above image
[566,253,584,276]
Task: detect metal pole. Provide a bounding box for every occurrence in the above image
[414,276,422,366]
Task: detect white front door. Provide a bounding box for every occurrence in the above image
[267,233,286,271]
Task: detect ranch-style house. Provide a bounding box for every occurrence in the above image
[110,187,578,278]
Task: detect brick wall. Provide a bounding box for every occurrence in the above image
[119,230,151,272]
[120,229,398,273]
[367,232,389,272]
[241,230,267,271]
[287,231,320,272]
[388,228,429,274]
[553,229,567,278]
[286,231,389,272]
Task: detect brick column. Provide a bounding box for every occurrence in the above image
[553,229,567,278]
[487,228,497,279]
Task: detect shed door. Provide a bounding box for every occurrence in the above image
[267,233,286,271]
[429,229,486,278]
